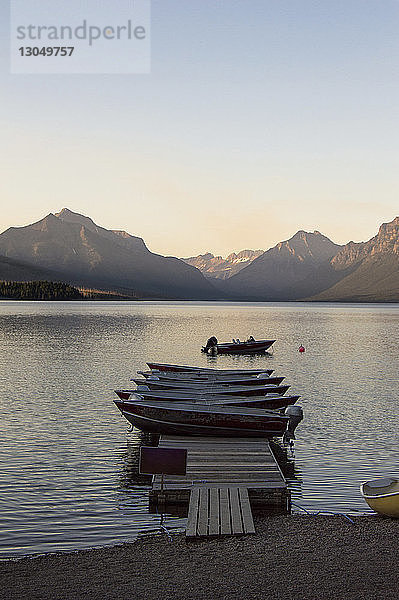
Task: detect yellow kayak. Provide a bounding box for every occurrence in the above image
[360,478,399,518]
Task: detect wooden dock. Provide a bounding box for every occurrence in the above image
[150,435,290,538]
[186,486,255,538]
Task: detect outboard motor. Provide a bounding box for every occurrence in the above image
[148,375,160,381]
[137,385,150,392]
[256,372,269,379]
[283,405,304,446]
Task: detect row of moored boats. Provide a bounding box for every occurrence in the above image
[114,362,304,439]
[113,362,399,516]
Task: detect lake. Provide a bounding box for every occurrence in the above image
[1,301,398,559]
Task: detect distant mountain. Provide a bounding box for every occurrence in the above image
[220,231,342,300]
[308,217,399,301]
[0,209,222,300]
[182,249,264,279]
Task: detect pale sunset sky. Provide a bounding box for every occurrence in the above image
[1,1,398,257]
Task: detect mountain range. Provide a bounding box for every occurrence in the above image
[1,209,399,302]
[182,250,264,279]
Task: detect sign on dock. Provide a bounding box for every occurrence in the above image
[140,447,187,476]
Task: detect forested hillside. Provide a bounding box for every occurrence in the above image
[0,281,83,300]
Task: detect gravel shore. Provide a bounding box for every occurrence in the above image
[2,515,399,600]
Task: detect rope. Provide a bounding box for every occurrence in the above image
[159,524,173,541]
[291,502,355,525]
[154,507,174,541]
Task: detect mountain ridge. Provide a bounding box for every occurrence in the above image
[0,209,223,300]
[308,217,399,301]
[1,211,399,302]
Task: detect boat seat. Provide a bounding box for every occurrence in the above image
[362,478,398,497]
[366,478,396,489]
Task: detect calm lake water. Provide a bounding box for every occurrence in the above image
[1,301,398,559]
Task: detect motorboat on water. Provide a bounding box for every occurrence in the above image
[202,336,275,355]
[113,398,289,437]
[360,478,399,517]
[114,389,300,410]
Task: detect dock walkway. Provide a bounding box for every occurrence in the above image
[150,435,289,538]
[186,486,255,538]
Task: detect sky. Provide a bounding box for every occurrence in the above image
[1,0,398,257]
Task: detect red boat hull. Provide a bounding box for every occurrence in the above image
[114,400,288,437]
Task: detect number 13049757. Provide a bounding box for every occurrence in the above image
[19,47,75,57]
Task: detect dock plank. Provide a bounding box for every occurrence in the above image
[219,488,231,535]
[229,487,244,534]
[239,488,255,534]
[153,481,286,490]
[208,488,220,535]
[186,488,200,537]
[197,488,209,536]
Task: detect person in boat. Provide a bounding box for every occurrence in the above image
[247,335,255,342]
[204,336,218,351]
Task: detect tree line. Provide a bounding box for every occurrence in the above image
[0,281,83,300]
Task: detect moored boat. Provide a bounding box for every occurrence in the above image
[114,399,289,437]
[135,374,284,387]
[130,379,290,397]
[202,337,275,355]
[360,478,399,517]
[138,370,274,383]
[146,362,270,375]
[115,389,300,409]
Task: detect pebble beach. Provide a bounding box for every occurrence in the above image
[2,515,399,600]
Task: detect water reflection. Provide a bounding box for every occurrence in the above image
[116,431,188,528]
[118,432,156,489]
[270,440,299,481]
